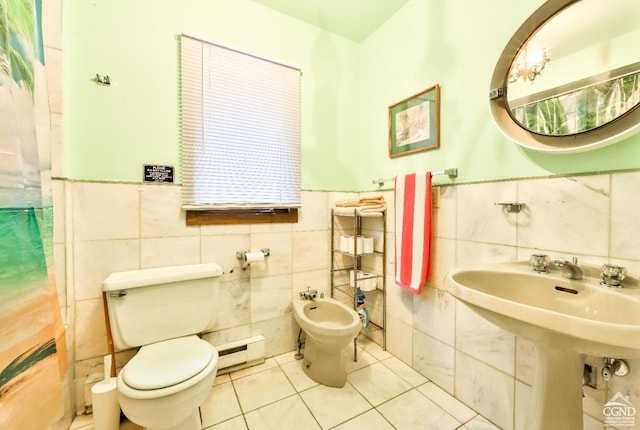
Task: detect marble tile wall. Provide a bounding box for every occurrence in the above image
[55,171,640,428]
[56,170,640,427]
[54,181,334,414]
[382,172,640,430]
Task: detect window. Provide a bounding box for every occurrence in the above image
[180,35,301,224]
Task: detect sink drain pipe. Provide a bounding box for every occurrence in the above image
[295,328,305,360]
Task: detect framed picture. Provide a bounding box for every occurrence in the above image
[388,84,440,158]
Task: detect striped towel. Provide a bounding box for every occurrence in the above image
[394,172,432,294]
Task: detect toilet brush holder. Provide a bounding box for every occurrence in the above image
[91,355,120,430]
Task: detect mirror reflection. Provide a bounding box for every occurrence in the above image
[505,0,640,137]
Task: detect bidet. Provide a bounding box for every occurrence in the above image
[292,296,360,387]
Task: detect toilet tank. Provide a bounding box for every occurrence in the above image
[102,263,222,350]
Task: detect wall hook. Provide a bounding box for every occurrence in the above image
[95,74,111,86]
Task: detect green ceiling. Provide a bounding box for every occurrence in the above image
[252,0,410,42]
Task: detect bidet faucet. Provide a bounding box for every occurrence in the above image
[299,287,318,300]
[553,258,583,280]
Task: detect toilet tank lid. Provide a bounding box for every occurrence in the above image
[102,263,222,292]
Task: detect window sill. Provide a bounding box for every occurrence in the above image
[185,208,298,225]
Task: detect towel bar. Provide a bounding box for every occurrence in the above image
[372,168,458,187]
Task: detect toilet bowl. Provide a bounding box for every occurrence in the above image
[103,263,223,430]
[116,336,218,430]
[293,296,360,387]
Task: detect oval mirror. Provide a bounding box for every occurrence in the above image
[489,0,640,153]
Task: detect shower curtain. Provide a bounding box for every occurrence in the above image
[0,0,67,428]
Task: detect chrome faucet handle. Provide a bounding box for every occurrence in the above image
[601,264,627,287]
[299,286,318,300]
[529,254,550,273]
[553,258,583,280]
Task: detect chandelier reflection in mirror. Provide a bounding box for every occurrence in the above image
[509,47,550,83]
[490,0,640,152]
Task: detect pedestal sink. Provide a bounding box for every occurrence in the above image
[444,261,640,430]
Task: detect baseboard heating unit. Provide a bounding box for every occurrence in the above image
[215,335,265,374]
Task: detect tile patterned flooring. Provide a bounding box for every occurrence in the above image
[71,339,500,430]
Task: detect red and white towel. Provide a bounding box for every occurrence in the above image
[394,172,432,294]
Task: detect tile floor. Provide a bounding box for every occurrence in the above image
[71,338,500,430]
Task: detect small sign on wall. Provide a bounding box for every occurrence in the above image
[143,164,174,183]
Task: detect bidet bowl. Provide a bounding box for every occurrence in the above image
[293,296,360,339]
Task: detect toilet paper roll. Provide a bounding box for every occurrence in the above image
[359,274,377,291]
[244,251,265,263]
[91,379,120,430]
[362,237,374,254]
[348,236,364,255]
[349,270,363,287]
[340,235,352,253]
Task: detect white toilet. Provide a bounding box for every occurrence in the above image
[293,296,361,387]
[102,263,222,430]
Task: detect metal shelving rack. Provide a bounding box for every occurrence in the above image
[330,208,386,361]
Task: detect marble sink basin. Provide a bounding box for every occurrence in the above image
[445,261,640,358]
[444,261,640,430]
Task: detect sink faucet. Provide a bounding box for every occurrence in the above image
[299,287,318,300]
[553,258,583,280]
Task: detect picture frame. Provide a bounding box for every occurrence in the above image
[388,84,440,158]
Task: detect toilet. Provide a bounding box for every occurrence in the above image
[102,263,222,430]
[293,296,361,387]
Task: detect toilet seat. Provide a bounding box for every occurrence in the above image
[117,335,219,400]
[122,335,214,390]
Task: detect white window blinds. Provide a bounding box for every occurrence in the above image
[180,35,301,209]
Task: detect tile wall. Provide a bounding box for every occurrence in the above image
[54,181,343,415]
[385,173,640,430]
[56,171,640,430]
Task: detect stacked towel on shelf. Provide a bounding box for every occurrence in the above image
[394,172,432,294]
[334,195,386,216]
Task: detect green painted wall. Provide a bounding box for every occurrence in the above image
[64,0,640,191]
[64,0,360,189]
[356,0,640,189]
